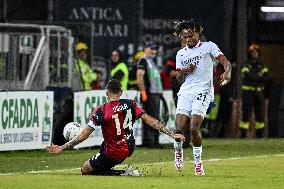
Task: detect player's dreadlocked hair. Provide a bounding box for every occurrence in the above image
[173,19,203,38]
[106,79,122,94]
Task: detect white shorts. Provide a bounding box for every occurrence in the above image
[176,91,211,118]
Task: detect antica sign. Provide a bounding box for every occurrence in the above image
[55,0,135,38]
[68,7,128,37]
[54,0,136,57]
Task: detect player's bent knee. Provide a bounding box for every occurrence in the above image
[81,161,94,175]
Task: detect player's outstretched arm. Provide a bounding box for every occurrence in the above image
[141,113,185,141]
[46,126,94,154]
[217,55,232,86]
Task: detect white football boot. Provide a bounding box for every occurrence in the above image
[194,163,205,176]
[174,141,183,171]
[121,165,144,176]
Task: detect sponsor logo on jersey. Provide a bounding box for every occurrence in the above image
[181,55,202,67]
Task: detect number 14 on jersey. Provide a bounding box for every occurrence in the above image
[112,109,133,135]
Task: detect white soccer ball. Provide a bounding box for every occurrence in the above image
[63,122,82,141]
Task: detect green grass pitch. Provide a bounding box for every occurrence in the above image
[0,139,283,189]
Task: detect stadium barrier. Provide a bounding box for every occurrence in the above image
[0,91,54,151]
[0,90,176,151]
[0,23,78,91]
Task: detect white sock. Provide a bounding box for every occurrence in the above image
[174,141,183,151]
[193,146,202,164]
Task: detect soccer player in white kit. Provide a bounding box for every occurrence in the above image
[172,20,232,175]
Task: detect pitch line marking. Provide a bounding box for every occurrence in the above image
[0,153,283,176]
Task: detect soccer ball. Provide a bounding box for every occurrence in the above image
[63,122,82,141]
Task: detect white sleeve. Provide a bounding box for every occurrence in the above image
[209,41,223,58]
[87,120,97,130]
[176,52,183,69]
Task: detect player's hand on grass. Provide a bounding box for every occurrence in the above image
[46,144,63,154]
[173,134,185,141]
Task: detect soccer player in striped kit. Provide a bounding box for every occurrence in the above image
[172,19,232,175]
[47,79,184,176]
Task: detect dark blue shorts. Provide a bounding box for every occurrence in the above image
[88,152,125,173]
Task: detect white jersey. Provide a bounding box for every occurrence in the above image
[176,41,223,100]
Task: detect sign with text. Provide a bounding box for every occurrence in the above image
[55,0,136,57]
[0,91,54,151]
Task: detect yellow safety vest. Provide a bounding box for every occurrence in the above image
[111,62,129,90]
[76,60,97,90]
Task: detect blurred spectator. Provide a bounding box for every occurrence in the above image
[91,70,103,89]
[128,50,144,90]
[110,50,129,90]
[137,41,163,148]
[160,68,172,90]
[165,38,187,105]
[75,42,97,91]
[240,44,269,138]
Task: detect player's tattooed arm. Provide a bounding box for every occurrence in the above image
[218,55,231,71]
[61,126,94,150]
[141,114,185,141]
[217,55,232,84]
[46,125,91,154]
[61,135,80,150]
[141,114,175,138]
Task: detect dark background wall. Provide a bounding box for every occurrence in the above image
[143,0,234,60]
[0,0,234,59]
[143,0,225,46]
[1,0,283,80]
[0,0,47,21]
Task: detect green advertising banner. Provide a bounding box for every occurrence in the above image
[73,90,176,148]
[0,91,53,151]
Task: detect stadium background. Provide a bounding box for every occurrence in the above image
[0,1,284,189]
[0,0,284,150]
